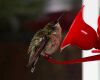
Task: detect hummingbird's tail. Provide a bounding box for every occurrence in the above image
[27,56,39,73]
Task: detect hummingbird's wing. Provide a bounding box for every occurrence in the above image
[27,35,48,68]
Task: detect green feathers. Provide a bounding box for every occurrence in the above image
[28,23,53,55]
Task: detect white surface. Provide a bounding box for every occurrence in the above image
[82,0,100,80]
[44,0,73,13]
[83,0,99,31]
[82,50,99,80]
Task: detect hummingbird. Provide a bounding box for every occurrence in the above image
[27,13,64,73]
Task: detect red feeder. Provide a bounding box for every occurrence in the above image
[61,7,98,50]
[97,16,100,49]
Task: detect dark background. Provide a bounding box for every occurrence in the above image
[0,0,82,80]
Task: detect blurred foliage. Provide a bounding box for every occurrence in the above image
[0,0,45,18]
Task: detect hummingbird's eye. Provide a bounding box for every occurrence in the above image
[51,26,56,30]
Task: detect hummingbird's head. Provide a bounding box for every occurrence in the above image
[47,22,61,31]
[46,22,56,31]
[52,22,62,35]
[44,22,62,36]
